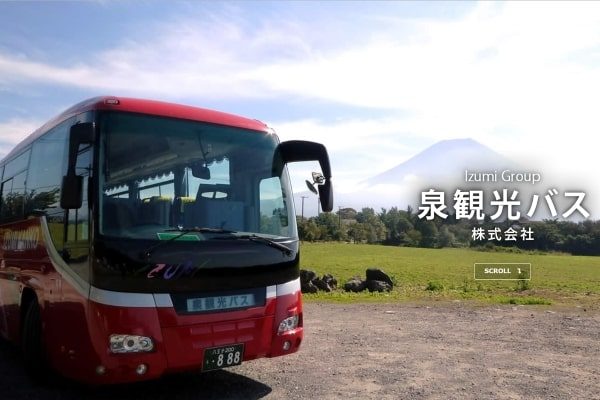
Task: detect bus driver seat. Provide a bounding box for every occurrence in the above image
[185,184,244,231]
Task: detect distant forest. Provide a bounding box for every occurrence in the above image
[297,206,600,256]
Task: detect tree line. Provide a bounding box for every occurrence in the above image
[297,206,600,256]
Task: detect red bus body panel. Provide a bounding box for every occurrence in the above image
[48,287,303,384]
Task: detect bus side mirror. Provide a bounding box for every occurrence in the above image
[274,140,334,212]
[60,175,83,209]
[60,122,94,209]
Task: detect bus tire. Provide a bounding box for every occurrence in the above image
[22,299,46,380]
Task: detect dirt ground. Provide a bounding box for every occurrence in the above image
[0,302,598,400]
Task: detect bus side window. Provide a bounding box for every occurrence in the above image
[259,177,288,236]
[0,149,30,223]
[0,172,27,223]
[27,120,69,251]
[0,178,13,222]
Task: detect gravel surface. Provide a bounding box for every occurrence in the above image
[1,302,598,400]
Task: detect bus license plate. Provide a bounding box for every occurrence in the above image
[203,344,244,371]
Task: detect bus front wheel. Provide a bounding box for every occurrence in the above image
[22,299,47,380]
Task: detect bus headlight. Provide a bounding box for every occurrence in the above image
[109,334,154,353]
[277,315,299,334]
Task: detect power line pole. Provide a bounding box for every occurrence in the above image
[317,196,320,217]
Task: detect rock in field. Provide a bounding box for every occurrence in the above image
[366,280,392,293]
[302,280,319,294]
[313,277,333,292]
[366,268,394,288]
[343,277,367,292]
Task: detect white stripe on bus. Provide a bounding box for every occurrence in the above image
[153,293,174,307]
[266,285,277,299]
[90,286,160,308]
[276,278,300,297]
[89,278,301,308]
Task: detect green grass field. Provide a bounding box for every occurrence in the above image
[299,243,600,307]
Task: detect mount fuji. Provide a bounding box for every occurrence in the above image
[363,138,512,186]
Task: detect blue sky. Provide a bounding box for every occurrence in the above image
[1,1,600,217]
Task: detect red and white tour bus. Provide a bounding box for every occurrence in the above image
[0,97,333,384]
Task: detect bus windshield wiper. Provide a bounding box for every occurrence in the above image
[215,234,293,256]
[141,227,235,259]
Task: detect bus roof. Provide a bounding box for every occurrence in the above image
[1,96,271,164]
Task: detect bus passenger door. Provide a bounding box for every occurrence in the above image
[45,145,94,374]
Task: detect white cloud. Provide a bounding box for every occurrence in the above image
[258,3,600,186]
[0,8,314,100]
[2,3,599,124]
[0,118,42,160]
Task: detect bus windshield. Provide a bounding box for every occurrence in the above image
[99,112,296,242]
